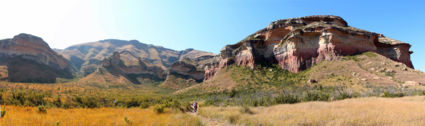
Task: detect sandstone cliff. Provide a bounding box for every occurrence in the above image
[0,33,73,83]
[204,15,414,80]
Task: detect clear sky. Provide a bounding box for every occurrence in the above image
[0,0,424,71]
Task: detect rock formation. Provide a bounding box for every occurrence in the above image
[60,40,214,76]
[101,51,166,84]
[160,49,216,89]
[204,15,414,80]
[0,33,73,83]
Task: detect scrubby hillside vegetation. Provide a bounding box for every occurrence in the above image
[176,52,425,107]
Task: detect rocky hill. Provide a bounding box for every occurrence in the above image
[175,15,424,98]
[204,15,414,81]
[60,40,214,76]
[0,33,74,83]
[63,41,215,84]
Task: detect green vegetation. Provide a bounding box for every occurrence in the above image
[1,105,5,118]
[124,117,131,124]
[383,91,405,97]
[153,104,165,114]
[38,105,47,113]
[1,52,424,110]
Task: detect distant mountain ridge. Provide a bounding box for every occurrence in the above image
[59,39,214,76]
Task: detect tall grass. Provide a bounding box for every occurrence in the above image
[199,96,425,126]
[0,106,202,126]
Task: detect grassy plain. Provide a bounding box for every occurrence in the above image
[0,106,201,126]
[199,96,425,126]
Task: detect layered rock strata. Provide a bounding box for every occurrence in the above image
[204,15,414,80]
[0,33,73,83]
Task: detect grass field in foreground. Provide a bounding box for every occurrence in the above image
[199,96,425,126]
[0,106,201,126]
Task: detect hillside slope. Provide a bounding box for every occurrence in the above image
[177,52,425,104]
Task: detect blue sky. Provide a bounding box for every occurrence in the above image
[0,0,424,71]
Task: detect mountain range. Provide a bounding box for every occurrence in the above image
[0,15,423,92]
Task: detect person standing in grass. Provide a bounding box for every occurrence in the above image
[193,102,198,113]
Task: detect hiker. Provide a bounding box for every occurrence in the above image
[193,101,198,112]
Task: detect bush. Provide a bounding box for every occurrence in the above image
[167,99,181,108]
[1,105,5,118]
[335,91,352,100]
[124,117,131,124]
[74,96,98,108]
[53,97,62,108]
[154,105,165,114]
[240,106,254,114]
[304,92,329,101]
[275,94,299,104]
[139,102,149,109]
[38,105,47,114]
[383,91,404,97]
[227,114,240,124]
[229,89,237,98]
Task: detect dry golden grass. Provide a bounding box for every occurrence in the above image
[0,106,201,126]
[199,96,425,126]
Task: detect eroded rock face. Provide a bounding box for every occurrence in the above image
[101,51,166,84]
[60,40,214,76]
[0,33,73,83]
[205,15,414,80]
[168,61,204,82]
[161,49,216,88]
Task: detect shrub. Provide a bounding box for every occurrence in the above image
[53,97,62,108]
[383,91,404,97]
[126,98,140,108]
[154,105,165,114]
[275,94,299,104]
[124,117,131,124]
[38,105,47,114]
[1,105,5,118]
[335,92,352,100]
[167,99,181,108]
[139,102,149,109]
[227,114,240,124]
[240,106,255,114]
[229,89,237,98]
[74,96,98,108]
[304,92,329,101]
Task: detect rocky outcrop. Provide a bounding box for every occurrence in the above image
[0,33,73,83]
[167,61,205,82]
[101,51,166,84]
[161,49,216,89]
[205,15,414,80]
